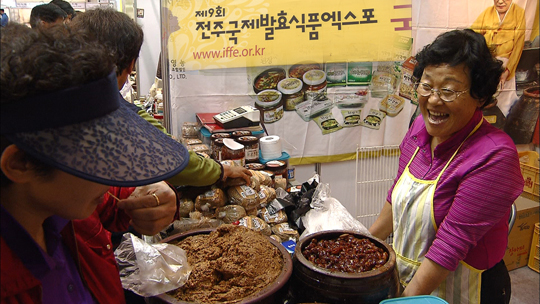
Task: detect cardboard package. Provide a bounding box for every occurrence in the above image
[503,195,540,271]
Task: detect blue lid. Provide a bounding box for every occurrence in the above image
[200,128,264,138]
[259,151,290,164]
[380,296,448,304]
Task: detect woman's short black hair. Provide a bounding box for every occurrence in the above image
[412,29,504,108]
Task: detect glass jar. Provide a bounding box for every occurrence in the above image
[303,69,327,101]
[278,78,304,111]
[212,138,225,161]
[245,162,266,171]
[265,160,288,179]
[255,89,283,123]
[232,130,252,139]
[221,138,245,167]
[236,136,259,163]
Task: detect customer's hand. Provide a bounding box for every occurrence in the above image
[222,164,252,185]
[116,181,177,235]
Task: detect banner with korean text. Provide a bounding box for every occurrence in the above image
[162,0,414,165]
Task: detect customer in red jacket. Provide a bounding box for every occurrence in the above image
[0,23,190,303]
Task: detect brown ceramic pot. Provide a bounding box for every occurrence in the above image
[290,230,400,304]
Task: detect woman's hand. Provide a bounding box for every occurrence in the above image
[402,258,450,296]
[222,164,252,185]
[116,181,177,235]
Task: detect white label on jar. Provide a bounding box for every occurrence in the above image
[245,148,259,160]
[262,105,284,123]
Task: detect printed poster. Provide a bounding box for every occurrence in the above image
[162,0,416,165]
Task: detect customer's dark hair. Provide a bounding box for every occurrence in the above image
[29,3,67,29]
[413,29,504,108]
[1,23,115,186]
[1,23,114,100]
[50,0,76,19]
[70,7,144,76]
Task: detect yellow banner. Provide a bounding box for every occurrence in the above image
[167,0,411,71]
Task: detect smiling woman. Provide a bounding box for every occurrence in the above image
[417,63,482,148]
[369,29,524,304]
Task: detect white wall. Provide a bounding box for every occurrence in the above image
[135,0,161,98]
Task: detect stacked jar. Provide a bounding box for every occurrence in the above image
[236,136,260,163]
[221,138,245,167]
[278,78,304,111]
[303,70,327,101]
[255,89,283,124]
[231,130,252,138]
[211,133,231,161]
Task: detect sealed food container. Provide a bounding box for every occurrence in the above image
[399,56,418,103]
[288,63,321,80]
[380,296,448,303]
[222,138,245,166]
[303,70,327,101]
[325,62,347,87]
[295,98,334,122]
[370,71,397,98]
[182,122,200,138]
[253,68,286,93]
[187,144,210,155]
[212,138,225,161]
[232,130,252,138]
[237,136,260,163]
[245,162,265,171]
[332,86,369,109]
[379,94,405,117]
[277,78,304,111]
[347,62,373,85]
[211,132,231,140]
[255,89,283,124]
[265,160,288,179]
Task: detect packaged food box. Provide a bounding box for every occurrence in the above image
[347,62,372,85]
[370,71,397,98]
[295,98,334,122]
[332,86,368,109]
[399,56,418,103]
[379,94,405,117]
[325,62,347,87]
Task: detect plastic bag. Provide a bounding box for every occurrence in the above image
[114,233,192,297]
[299,183,371,241]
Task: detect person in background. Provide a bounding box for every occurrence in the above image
[472,0,526,85]
[0,9,8,27]
[1,23,190,303]
[29,3,66,29]
[50,0,76,23]
[369,29,524,304]
[69,8,251,188]
[471,0,526,116]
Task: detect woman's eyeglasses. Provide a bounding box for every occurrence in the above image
[415,82,469,102]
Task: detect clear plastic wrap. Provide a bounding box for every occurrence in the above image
[299,183,370,240]
[114,233,192,297]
